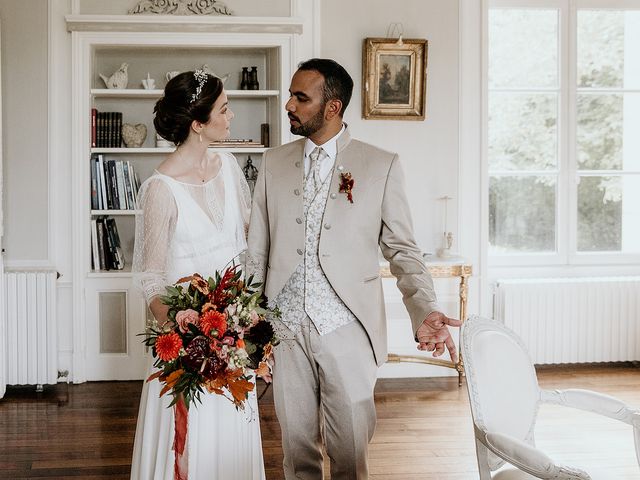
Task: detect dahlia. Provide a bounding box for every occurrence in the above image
[156,332,182,361]
[200,310,228,338]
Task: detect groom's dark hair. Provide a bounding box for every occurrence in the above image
[298,58,353,117]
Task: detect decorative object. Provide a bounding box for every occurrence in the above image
[436,195,453,258]
[129,0,232,16]
[362,37,428,120]
[121,123,147,148]
[141,72,156,90]
[165,70,181,82]
[260,123,270,148]
[99,63,129,89]
[243,156,259,193]
[156,133,174,148]
[338,172,355,203]
[248,66,259,90]
[200,64,229,83]
[240,67,249,90]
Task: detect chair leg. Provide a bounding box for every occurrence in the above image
[475,439,493,480]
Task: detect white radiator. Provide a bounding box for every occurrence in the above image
[494,277,640,364]
[3,269,58,386]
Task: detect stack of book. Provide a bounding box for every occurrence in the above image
[91,217,125,271]
[90,155,141,211]
[91,108,123,148]
[208,139,263,148]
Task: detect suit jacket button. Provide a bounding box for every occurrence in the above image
[294,189,301,196]
[330,193,337,199]
[296,217,303,224]
[295,161,301,168]
[297,248,303,255]
[337,165,344,171]
[324,223,331,230]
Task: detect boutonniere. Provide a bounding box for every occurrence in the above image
[339,172,355,203]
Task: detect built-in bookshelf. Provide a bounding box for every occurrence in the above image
[70,23,297,381]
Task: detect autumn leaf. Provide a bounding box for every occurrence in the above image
[227,376,254,405]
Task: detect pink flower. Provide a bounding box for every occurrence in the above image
[249,310,260,326]
[175,309,200,334]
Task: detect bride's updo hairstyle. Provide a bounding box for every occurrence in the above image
[154,71,224,145]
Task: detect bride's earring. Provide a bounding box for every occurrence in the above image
[199,132,202,143]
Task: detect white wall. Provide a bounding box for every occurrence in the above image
[0,0,49,262]
[321,0,461,255]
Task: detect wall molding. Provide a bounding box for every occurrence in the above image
[65,14,304,34]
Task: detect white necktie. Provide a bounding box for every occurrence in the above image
[306,146,326,193]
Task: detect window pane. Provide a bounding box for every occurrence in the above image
[577,93,640,171]
[577,93,623,170]
[578,11,640,89]
[578,175,640,253]
[489,92,558,171]
[489,9,558,89]
[489,176,556,253]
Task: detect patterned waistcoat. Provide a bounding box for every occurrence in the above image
[272,167,356,335]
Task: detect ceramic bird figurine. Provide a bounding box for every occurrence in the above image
[100,63,129,89]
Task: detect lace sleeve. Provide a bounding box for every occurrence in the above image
[227,153,252,236]
[132,176,177,305]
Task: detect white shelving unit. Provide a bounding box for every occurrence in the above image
[69,19,299,382]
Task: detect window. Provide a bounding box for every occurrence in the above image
[487,1,640,264]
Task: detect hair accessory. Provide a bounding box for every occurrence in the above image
[190,69,208,104]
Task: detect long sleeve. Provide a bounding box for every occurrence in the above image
[132,177,177,305]
[246,151,270,289]
[228,154,252,237]
[379,154,440,335]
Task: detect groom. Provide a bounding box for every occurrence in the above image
[247,58,461,479]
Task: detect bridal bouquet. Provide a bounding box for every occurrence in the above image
[143,264,278,410]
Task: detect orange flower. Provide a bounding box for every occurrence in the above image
[236,338,245,349]
[200,310,227,338]
[156,332,182,361]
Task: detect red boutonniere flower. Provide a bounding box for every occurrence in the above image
[339,172,355,203]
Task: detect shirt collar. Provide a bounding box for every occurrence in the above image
[304,124,346,161]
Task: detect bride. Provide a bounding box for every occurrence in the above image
[130,71,265,479]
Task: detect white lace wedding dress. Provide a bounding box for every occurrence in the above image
[130,152,265,480]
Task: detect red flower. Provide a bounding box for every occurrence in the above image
[200,311,228,338]
[156,332,182,362]
[339,172,355,203]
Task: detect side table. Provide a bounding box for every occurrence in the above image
[380,257,472,386]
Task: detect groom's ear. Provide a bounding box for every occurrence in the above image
[325,99,343,120]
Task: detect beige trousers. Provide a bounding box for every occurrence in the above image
[272,317,378,480]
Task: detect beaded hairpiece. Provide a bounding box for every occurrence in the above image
[190,69,208,104]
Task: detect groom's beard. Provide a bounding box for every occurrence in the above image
[289,107,325,137]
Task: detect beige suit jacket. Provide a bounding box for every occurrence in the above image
[247,127,439,366]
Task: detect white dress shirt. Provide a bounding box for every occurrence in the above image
[303,124,346,182]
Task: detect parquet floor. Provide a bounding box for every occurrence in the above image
[0,364,638,479]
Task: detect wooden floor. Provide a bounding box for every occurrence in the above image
[0,365,639,479]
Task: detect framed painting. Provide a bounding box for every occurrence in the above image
[362,37,428,120]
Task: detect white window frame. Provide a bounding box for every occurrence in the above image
[485,0,640,269]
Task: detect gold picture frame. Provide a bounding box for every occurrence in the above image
[362,37,428,120]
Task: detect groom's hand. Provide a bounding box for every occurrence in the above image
[416,311,462,363]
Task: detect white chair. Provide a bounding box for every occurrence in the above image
[460,315,640,479]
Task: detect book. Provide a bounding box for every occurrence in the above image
[90,218,100,270]
[96,218,108,270]
[97,155,108,210]
[115,160,127,210]
[91,108,97,148]
[123,162,135,210]
[90,156,98,210]
[106,218,125,270]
